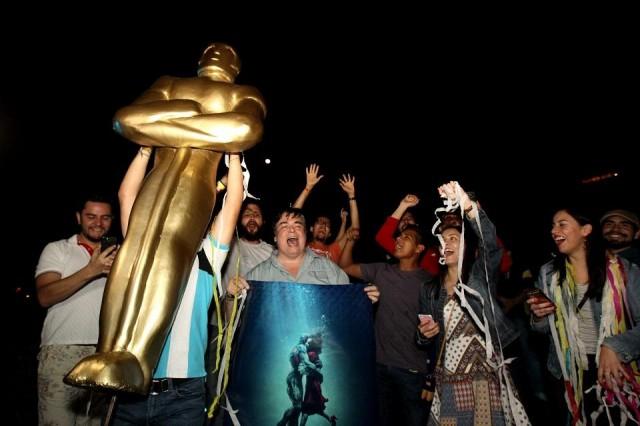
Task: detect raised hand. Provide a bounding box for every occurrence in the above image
[399,194,420,209]
[305,164,324,188]
[346,227,360,241]
[340,208,348,223]
[339,173,356,198]
[438,181,472,211]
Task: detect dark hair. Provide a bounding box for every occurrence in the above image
[310,213,332,226]
[392,208,419,238]
[438,221,477,284]
[552,208,605,301]
[401,208,417,221]
[238,199,266,241]
[401,224,425,245]
[272,207,306,235]
[241,198,264,216]
[438,211,463,234]
[76,194,114,213]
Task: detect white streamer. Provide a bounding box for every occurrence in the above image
[433,181,529,425]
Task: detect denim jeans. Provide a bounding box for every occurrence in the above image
[113,377,205,426]
[376,363,429,426]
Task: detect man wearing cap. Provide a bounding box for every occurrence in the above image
[601,209,640,266]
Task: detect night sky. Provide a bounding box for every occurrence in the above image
[3,14,636,423]
[3,22,635,290]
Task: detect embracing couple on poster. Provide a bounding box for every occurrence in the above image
[277,333,337,426]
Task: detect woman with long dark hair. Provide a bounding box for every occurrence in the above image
[528,208,640,425]
[418,181,528,425]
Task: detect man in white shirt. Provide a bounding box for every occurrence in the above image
[35,195,117,425]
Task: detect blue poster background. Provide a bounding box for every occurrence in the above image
[226,281,376,426]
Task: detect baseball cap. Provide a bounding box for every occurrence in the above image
[600,209,640,229]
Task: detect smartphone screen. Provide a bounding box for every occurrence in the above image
[101,236,117,252]
[418,314,433,323]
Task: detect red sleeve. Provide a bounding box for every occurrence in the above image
[328,242,343,264]
[421,246,441,276]
[375,216,399,255]
[496,236,512,274]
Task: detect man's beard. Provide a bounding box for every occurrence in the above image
[604,238,630,250]
[239,224,261,242]
[82,229,103,243]
[313,235,328,243]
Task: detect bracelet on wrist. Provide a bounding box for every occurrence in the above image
[349,196,356,201]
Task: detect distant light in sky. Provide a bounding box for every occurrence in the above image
[265,158,271,164]
[580,171,620,184]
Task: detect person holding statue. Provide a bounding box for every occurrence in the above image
[66,42,266,396]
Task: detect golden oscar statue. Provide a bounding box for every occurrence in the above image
[65,43,266,394]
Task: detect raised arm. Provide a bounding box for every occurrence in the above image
[438,182,501,283]
[292,163,323,209]
[337,174,360,249]
[375,194,419,254]
[210,153,244,247]
[334,208,348,246]
[338,228,364,279]
[119,147,153,236]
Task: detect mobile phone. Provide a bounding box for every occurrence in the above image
[526,288,554,306]
[101,236,117,252]
[418,314,433,323]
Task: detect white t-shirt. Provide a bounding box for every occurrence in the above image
[222,238,274,288]
[36,235,107,346]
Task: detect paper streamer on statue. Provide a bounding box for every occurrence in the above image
[223,281,376,426]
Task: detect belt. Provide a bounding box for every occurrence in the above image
[149,378,191,395]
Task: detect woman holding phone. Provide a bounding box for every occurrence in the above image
[417,182,527,425]
[528,207,640,425]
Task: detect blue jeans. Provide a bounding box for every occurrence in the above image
[376,363,429,426]
[113,377,205,425]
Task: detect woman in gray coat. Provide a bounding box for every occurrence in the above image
[528,207,640,425]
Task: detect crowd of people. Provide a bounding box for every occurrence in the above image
[28,42,640,426]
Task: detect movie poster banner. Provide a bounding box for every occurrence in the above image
[226,281,376,426]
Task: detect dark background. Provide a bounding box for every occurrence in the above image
[3,13,636,424]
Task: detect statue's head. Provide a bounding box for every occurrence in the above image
[197,43,241,82]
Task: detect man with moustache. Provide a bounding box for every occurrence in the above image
[226,207,378,425]
[222,199,274,289]
[35,195,117,425]
[209,200,273,419]
[601,209,640,266]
